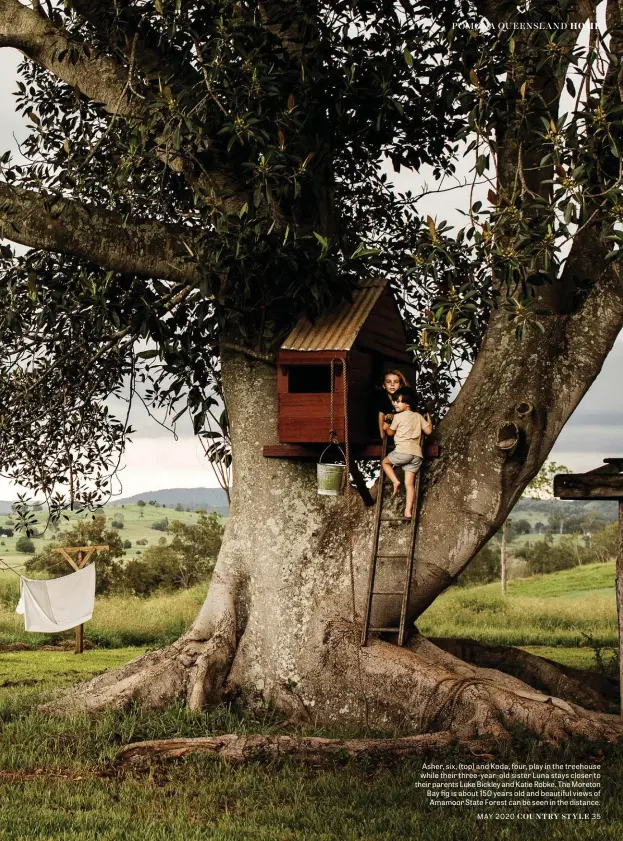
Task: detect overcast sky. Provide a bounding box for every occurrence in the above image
[0,38,621,499]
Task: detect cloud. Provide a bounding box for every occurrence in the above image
[0,49,28,152]
[550,335,623,469]
[0,435,222,501]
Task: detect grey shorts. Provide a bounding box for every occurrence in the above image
[387,451,423,474]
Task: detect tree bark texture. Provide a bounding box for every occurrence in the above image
[0,183,202,284]
[618,502,623,715]
[428,638,619,713]
[0,0,138,117]
[119,731,495,766]
[57,310,623,742]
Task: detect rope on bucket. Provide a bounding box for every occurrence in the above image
[317,358,348,496]
[328,357,341,446]
[331,357,349,490]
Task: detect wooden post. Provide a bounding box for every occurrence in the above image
[50,545,108,656]
[75,550,84,655]
[501,520,508,596]
[554,459,623,718]
[618,501,623,716]
[75,620,84,655]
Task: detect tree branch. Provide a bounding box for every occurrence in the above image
[0,0,141,117]
[0,182,202,283]
[410,246,623,618]
[71,0,197,83]
[0,0,255,217]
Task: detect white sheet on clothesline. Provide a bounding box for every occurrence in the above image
[15,564,96,633]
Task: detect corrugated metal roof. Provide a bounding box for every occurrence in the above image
[281,279,388,352]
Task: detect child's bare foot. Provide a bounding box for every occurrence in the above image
[391,481,401,498]
[405,509,413,519]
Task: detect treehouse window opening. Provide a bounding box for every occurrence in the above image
[288,365,340,394]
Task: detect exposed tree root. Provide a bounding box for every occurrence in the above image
[427,637,619,713]
[42,636,224,714]
[119,731,495,766]
[116,632,623,763]
[43,573,238,714]
[44,609,622,750]
[326,638,623,744]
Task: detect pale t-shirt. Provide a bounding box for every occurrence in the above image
[390,410,425,457]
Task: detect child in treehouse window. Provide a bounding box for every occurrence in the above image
[375,369,410,440]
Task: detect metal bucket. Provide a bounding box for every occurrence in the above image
[317,444,346,496]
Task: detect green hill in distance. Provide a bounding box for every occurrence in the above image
[0,491,613,519]
[0,487,229,515]
[110,487,229,512]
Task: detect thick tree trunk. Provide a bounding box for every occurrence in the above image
[56,311,623,743]
[409,260,623,618]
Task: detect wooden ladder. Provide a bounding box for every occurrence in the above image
[361,435,422,647]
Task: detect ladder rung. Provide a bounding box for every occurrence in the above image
[377,553,408,559]
[372,590,404,596]
[380,517,412,522]
[369,627,401,632]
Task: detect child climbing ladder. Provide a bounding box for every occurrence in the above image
[381,387,433,517]
[361,389,433,647]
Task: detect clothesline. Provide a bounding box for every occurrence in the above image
[0,558,25,578]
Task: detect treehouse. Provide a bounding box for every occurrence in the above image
[263,278,437,460]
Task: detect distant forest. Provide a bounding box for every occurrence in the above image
[513,497,618,525]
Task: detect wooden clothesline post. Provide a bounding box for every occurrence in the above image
[50,545,108,654]
[554,458,623,716]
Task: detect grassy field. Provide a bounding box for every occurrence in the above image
[1,562,618,659]
[0,581,204,648]
[419,562,617,649]
[0,649,620,840]
[0,649,145,696]
[0,560,620,839]
[510,531,578,548]
[0,504,209,569]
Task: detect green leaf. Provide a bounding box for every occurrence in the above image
[404,47,413,67]
[609,135,620,158]
[313,232,329,249]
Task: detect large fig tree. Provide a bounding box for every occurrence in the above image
[1,0,622,742]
